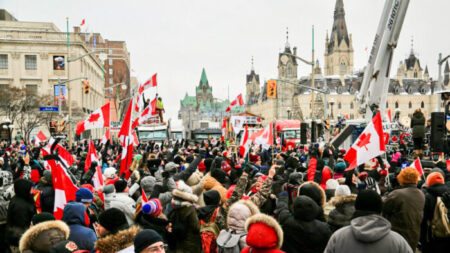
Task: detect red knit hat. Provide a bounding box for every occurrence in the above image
[426,172,445,186]
[249,154,260,163]
[198,161,206,173]
[246,222,278,249]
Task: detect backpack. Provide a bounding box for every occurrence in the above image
[200,207,220,253]
[429,196,450,238]
[216,229,247,253]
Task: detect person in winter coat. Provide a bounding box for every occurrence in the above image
[140,175,175,211]
[167,180,201,253]
[326,185,357,232]
[6,179,37,249]
[62,202,97,251]
[297,181,326,221]
[36,170,54,214]
[134,229,166,253]
[324,190,412,253]
[241,213,285,253]
[420,172,450,253]
[276,193,331,253]
[94,208,142,253]
[307,158,332,190]
[134,198,170,242]
[410,108,425,156]
[109,179,136,225]
[18,220,70,253]
[382,167,425,251]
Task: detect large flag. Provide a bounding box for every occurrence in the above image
[85,140,105,199]
[118,100,133,179]
[131,100,158,129]
[409,158,423,176]
[84,139,97,172]
[76,103,110,135]
[225,94,244,112]
[51,161,79,219]
[250,123,273,150]
[344,112,386,171]
[41,138,75,170]
[134,74,157,112]
[239,125,251,157]
[100,129,110,145]
[34,131,47,146]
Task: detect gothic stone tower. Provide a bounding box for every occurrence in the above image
[246,59,260,105]
[325,0,354,76]
[196,68,214,107]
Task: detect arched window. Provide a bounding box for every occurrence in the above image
[350,102,354,109]
[287,66,292,76]
[408,101,412,108]
[414,71,418,78]
[421,101,425,108]
[395,101,399,108]
[386,101,389,108]
[338,102,342,109]
[340,60,347,75]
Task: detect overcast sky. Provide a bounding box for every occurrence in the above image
[2,0,449,121]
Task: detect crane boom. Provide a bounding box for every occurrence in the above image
[357,0,410,120]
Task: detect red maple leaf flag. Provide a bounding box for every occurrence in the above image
[131,100,159,129]
[221,117,227,141]
[118,100,134,179]
[239,125,251,158]
[344,112,386,171]
[226,94,244,112]
[76,103,110,135]
[34,130,47,146]
[409,158,424,176]
[250,123,273,150]
[100,129,110,145]
[134,74,157,112]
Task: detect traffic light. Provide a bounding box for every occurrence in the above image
[83,80,90,94]
[58,120,66,132]
[267,80,277,98]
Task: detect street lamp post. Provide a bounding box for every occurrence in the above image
[437,53,450,112]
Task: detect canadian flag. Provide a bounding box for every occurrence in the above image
[344,112,386,171]
[80,19,85,26]
[100,129,110,145]
[134,74,157,112]
[133,131,139,146]
[141,188,148,204]
[225,94,244,112]
[239,125,251,157]
[84,139,97,172]
[85,140,105,200]
[42,138,75,170]
[118,100,134,179]
[387,109,392,123]
[250,124,273,150]
[76,103,110,135]
[34,131,47,146]
[131,100,158,129]
[409,158,423,176]
[221,117,227,141]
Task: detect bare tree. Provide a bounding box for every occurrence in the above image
[0,87,26,126]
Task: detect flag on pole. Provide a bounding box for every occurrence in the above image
[225,94,244,112]
[100,129,110,145]
[221,117,227,141]
[34,131,47,146]
[134,74,157,112]
[85,139,98,172]
[76,103,110,135]
[118,100,134,179]
[80,19,85,26]
[409,158,423,176]
[131,101,158,129]
[239,125,251,158]
[344,112,386,171]
[250,123,274,150]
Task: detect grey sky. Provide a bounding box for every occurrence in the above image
[2,0,449,121]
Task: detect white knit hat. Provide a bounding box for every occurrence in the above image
[103,167,117,179]
[326,179,339,190]
[334,185,351,196]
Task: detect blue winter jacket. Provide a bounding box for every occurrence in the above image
[62,202,97,251]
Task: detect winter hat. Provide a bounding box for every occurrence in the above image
[293,195,320,221]
[114,179,128,193]
[426,172,445,187]
[165,162,179,173]
[142,198,162,217]
[249,153,260,163]
[288,172,303,185]
[245,213,283,250]
[211,168,227,185]
[203,190,221,206]
[358,171,369,181]
[204,158,213,171]
[32,212,55,225]
[298,182,324,207]
[103,184,115,194]
[326,179,339,190]
[173,155,183,165]
[75,188,94,204]
[431,168,446,179]
[140,176,156,193]
[221,161,232,174]
[98,208,129,235]
[334,185,351,196]
[104,167,116,179]
[134,229,163,253]
[397,167,419,185]
[334,162,346,174]
[355,189,382,214]
[50,240,85,253]
[198,161,206,172]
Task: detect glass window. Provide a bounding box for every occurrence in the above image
[109,78,113,84]
[338,102,342,109]
[108,59,113,65]
[395,101,399,108]
[408,101,412,108]
[25,55,37,70]
[0,54,8,69]
[109,68,113,75]
[26,84,38,97]
[53,56,65,70]
[350,102,354,109]
[108,49,113,55]
[421,101,424,108]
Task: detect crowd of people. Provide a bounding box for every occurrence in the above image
[0,122,450,253]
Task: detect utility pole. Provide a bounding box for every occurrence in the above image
[311,25,315,120]
[66,17,73,146]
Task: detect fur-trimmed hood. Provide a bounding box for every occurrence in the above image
[172,189,199,203]
[19,220,70,252]
[227,199,260,231]
[245,213,283,249]
[202,175,227,203]
[95,226,141,253]
[297,181,326,207]
[329,194,357,206]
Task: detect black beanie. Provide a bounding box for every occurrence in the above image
[355,189,382,214]
[134,229,163,253]
[204,158,213,172]
[98,208,129,234]
[298,183,323,207]
[203,190,221,206]
[211,168,227,185]
[32,212,55,225]
[114,179,128,193]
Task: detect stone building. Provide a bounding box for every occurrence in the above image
[0,10,105,139]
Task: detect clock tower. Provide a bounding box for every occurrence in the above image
[278,30,298,80]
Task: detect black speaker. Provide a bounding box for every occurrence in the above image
[317,123,324,138]
[301,123,308,144]
[311,121,317,143]
[431,112,445,152]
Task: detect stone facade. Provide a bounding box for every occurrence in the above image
[0,16,105,139]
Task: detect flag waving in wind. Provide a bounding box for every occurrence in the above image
[34,131,47,146]
[409,158,423,176]
[239,125,251,157]
[226,94,244,112]
[250,123,273,150]
[76,103,110,135]
[344,112,386,171]
[132,100,158,129]
[134,74,157,112]
[118,100,134,179]
[100,129,110,145]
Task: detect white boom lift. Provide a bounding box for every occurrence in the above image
[357,0,410,121]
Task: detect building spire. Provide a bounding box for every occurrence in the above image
[328,0,349,54]
[410,35,414,55]
[251,56,254,71]
[285,27,290,49]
